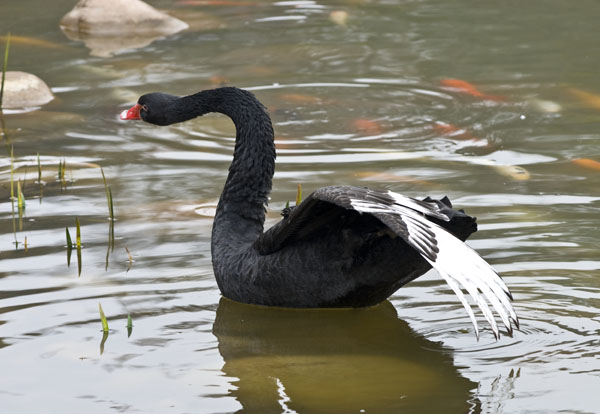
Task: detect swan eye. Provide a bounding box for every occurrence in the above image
[142,104,149,112]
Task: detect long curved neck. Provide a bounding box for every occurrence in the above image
[177,88,275,248]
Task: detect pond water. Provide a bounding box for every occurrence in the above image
[1,0,599,412]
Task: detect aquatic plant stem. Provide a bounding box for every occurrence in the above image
[100,167,115,221]
[296,183,302,205]
[17,179,25,212]
[37,153,41,182]
[127,313,133,338]
[10,145,14,201]
[10,146,17,248]
[37,153,43,200]
[76,217,82,276]
[66,227,73,249]
[99,303,109,332]
[101,167,115,269]
[125,246,133,272]
[0,32,10,109]
[66,227,73,267]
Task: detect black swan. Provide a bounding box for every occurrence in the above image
[120,87,518,339]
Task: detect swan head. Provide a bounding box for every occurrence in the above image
[120,92,180,126]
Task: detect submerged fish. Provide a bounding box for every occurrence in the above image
[280,93,325,105]
[0,35,66,49]
[527,98,562,113]
[572,158,600,171]
[491,164,531,181]
[432,122,475,140]
[353,118,383,135]
[440,78,506,102]
[568,88,600,110]
[210,76,230,86]
[329,10,348,26]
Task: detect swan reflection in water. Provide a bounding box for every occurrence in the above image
[213,298,480,413]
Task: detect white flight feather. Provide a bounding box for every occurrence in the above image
[441,272,480,339]
[397,206,514,338]
[349,194,517,339]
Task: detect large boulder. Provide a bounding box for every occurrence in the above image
[60,0,189,57]
[1,71,54,109]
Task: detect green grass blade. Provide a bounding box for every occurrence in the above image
[60,159,67,188]
[76,245,82,276]
[37,153,43,200]
[105,223,112,270]
[101,167,108,190]
[66,227,72,249]
[125,246,132,272]
[295,183,302,205]
[10,145,14,201]
[17,180,25,211]
[109,218,114,251]
[75,217,81,248]
[127,313,133,328]
[75,217,82,276]
[66,227,72,267]
[105,239,110,271]
[99,303,109,332]
[101,168,115,221]
[108,187,114,221]
[0,32,10,109]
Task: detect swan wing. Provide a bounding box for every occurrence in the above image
[371,206,518,339]
[347,187,518,339]
[255,185,433,254]
[256,185,447,255]
[256,185,517,338]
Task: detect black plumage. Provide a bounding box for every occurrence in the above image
[121,87,518,338]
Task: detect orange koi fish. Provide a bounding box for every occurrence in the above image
[572,158,600,171]
[432,121,475,140]
[0,35,66,49]
[209,76,230,86]
[352,118,383,135]
[567,88,600,110]
[440,78,505,102]
[280,93,324,105]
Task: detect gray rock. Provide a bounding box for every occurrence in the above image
[60,0,189,57]
[1,71,54,109]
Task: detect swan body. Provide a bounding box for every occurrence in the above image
[121,87,518,339]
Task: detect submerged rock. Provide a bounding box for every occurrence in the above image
[59,0,189,57]
[1,71,54,109]
[329,10,349,26]
[528,98,562,113]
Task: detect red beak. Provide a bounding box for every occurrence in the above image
[120,103,142,120]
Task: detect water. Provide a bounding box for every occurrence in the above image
[1,0,599,412]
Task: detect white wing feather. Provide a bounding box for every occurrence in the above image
[350,190,518,339]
